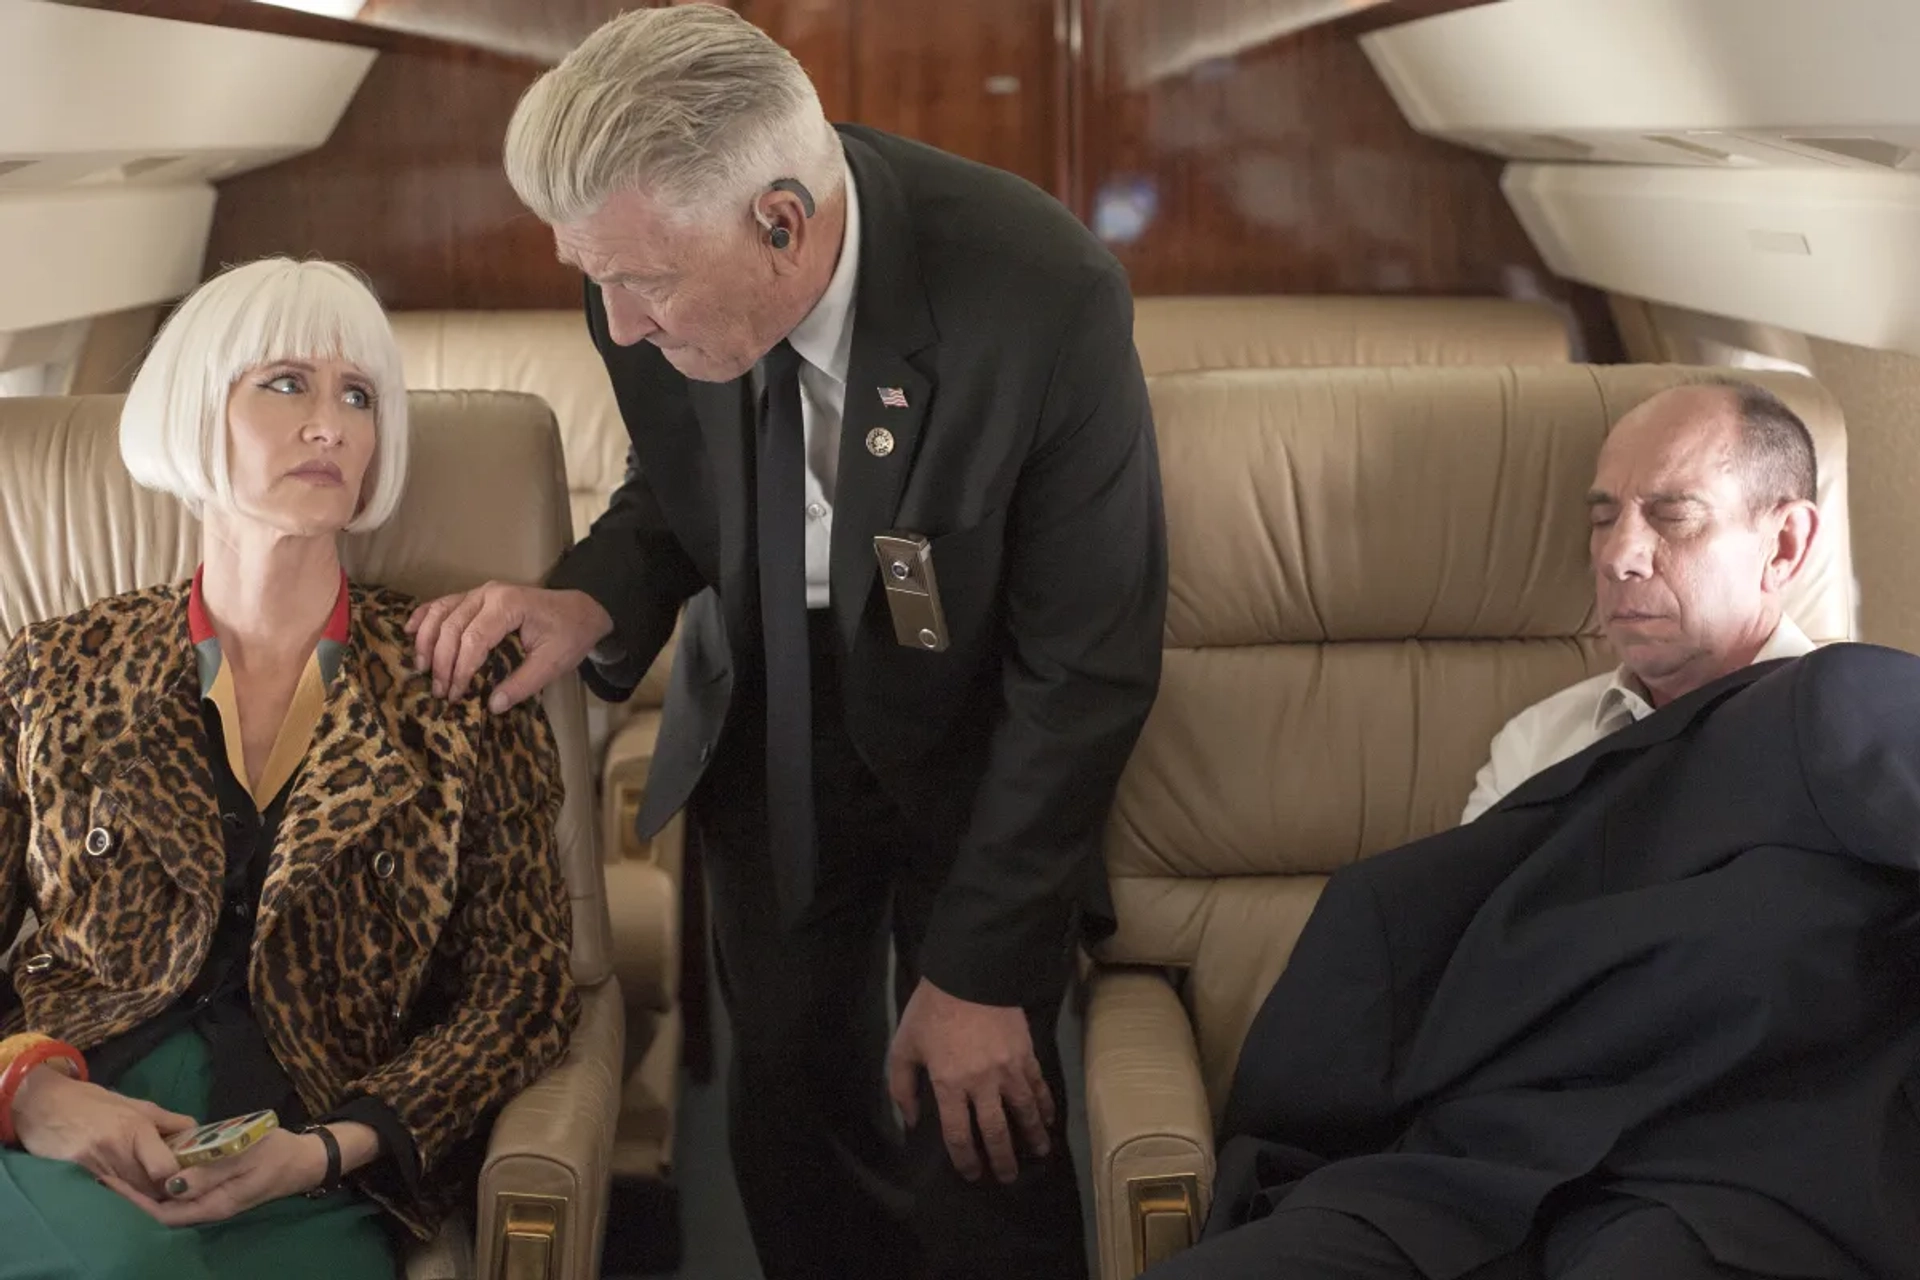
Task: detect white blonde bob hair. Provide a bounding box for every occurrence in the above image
[504,3,844,228]
[120,257,409,533]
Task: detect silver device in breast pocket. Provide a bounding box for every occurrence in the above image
[872,532,950,652]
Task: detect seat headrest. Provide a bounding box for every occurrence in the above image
[1151,363,1854,649]
[0,391,614,986]
[1132,296,1574,376]
[389,311,626,542]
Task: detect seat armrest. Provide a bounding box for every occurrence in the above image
[1084,966,1216,1280]
[605,858,676,1015]
[601,712,669,870]
[475,978,624,1280]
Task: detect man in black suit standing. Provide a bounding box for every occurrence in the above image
[407,7,1166,1278]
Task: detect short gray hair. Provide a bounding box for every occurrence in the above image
[504,4,844,226]
[1700,377,1818,514]
[120,257,409,532]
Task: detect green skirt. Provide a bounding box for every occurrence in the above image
[0,1029,397,1280]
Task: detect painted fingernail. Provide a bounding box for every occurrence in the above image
[166,1176,188,1196]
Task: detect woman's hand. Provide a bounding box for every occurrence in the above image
[104,1121,379,1226]
[102,1127,323,1225]
[11,1065,195,1197]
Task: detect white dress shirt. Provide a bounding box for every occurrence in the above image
[1458,616,1816,824]
[780,165,861,610]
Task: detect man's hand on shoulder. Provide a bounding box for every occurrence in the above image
[406,584,613,714]
[887,977,1055,1185]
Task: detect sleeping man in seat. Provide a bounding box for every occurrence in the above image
[1146,381,1920,1280]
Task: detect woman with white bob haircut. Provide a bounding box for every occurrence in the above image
[0,257,579,1280]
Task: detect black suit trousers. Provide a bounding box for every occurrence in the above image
[691,610,1084,1280]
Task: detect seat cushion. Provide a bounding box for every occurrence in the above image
[1131,296,1573,375]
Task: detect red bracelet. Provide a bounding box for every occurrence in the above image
[0,1040,87,1147]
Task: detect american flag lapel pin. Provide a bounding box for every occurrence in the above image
[877,386,909,409]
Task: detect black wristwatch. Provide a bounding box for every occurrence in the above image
[302,1123,343,1199]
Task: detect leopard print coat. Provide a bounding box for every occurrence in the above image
[0,581,579,1239]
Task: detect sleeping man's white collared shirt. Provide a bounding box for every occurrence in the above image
[1459,616,1816,825]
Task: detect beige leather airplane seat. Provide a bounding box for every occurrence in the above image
[1085,365,1856,1280]
[389,310,685,1189]
[1131,296,1574,375]
[0,390,624,1280]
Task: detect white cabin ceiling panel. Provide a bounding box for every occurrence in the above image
[0,0,373,178]
[1503,163,1920,358]
[0,185,216,333]
[0,3,372,359]
[1361,0,1920,171]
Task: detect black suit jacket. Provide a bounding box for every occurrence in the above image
[546,125,1167,1007]
[1218,644,1920,1280]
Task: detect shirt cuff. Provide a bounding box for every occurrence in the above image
[324,1093,421,1199]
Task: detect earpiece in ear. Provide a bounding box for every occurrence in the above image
[758,177,813,251]
[770,177,817,218]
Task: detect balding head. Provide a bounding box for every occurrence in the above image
[1586,382,1820,706]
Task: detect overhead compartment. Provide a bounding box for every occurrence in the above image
[1503,163,1920,358]
[1359,0,1920,172]
[0,1,374,340]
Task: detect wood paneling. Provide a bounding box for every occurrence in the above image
[1339,0,1504,35]
[51,0,505,56]
[842,0,1065,194]
[351,0,642,64]
[99,0,1603,346]
[203,40,578,309]
[60,0,657,60]
[740,0,856,121]
[1072,3,1568,305]
[744,0,1066,196]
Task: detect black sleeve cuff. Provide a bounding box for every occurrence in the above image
[577,654,642,703]
[916,897,1078,1011]
[325,1093,422,1200]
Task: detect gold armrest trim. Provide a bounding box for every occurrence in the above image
[1126,1173,1200,1275]
[494,1192,568,1280]
[613,782,654,862]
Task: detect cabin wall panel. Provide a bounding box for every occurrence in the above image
[1802,339,1920,655]
[1073,8,1559,300]
[189,0,1593,324]
[203,44,577,310]
[839,0,1064,193]
[741,0,857,121]
[352,0,642,63]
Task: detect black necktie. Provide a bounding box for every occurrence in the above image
[755,341,815,923]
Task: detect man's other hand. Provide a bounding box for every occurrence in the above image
[887,977,1056,1184]
[406,583,613,713]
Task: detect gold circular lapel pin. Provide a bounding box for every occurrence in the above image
[866,428,895,458]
